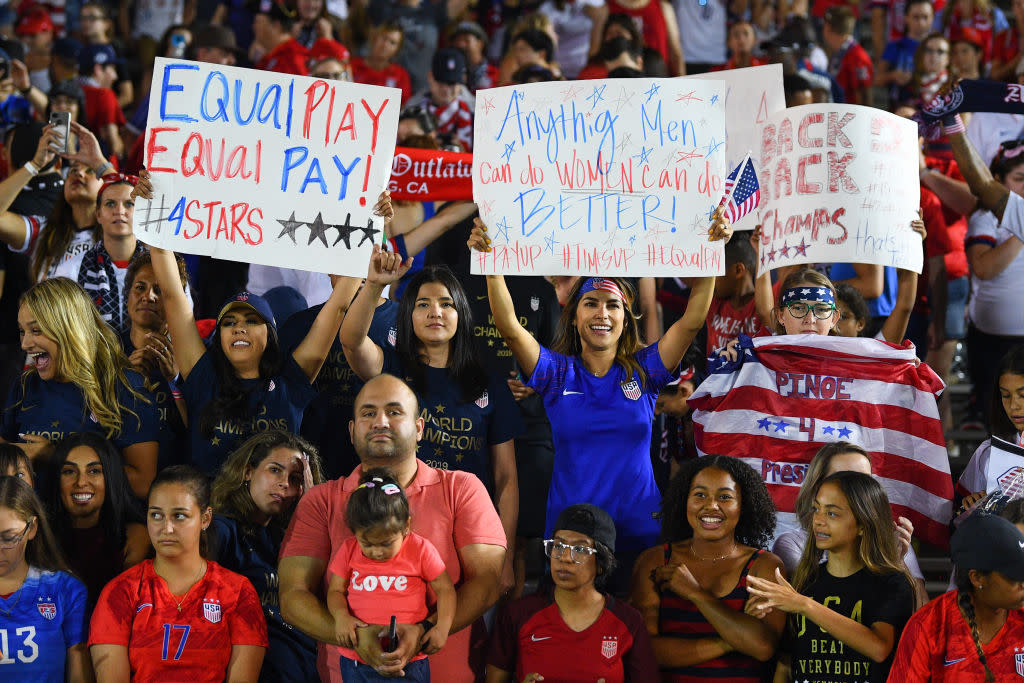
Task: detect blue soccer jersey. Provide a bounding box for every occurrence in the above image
[527,343,672,551]
[0,567,88,682]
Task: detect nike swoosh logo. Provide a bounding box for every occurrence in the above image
[943,658,965,666]
[1019,541,1024,549]
[562,389,583,395]
[531,635,551,641]
[476,295,488,300]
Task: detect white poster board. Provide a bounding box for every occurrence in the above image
[471,78,728,276]
[757,104,923,274]
[136,57,401,276]
[986,437,1024,496]
[686,64,785,232]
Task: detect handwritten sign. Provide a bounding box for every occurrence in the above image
[136,58,400,275]
[686,64,785,232]
[471,78,728,277]
[986,437,1024,496]
[757,104,922,274]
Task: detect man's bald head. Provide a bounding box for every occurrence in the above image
[350,374,424,464]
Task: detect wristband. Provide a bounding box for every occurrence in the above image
[167,374,181,392]
[942,114,965,135]
[94,161,114,177]
[22,161,38,176]
[170,388,183,401]
[416,618,434,634]
[19,85,31,96]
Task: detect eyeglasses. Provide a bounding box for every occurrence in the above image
[312,71,351,81]
[0,518,34,550]
[784,302,836,319]
[543,539,598,564]
[923,47,949,55]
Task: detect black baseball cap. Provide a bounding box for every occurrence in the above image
[216,291,277,330]
[553,504,616,553]
[432,48,467,85]
[952,513,1024,582]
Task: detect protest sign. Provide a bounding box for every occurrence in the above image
[986,437,1024,496]
[136,58,400,275]
[687,64,785,231]
[471,78,728,277]
[389,147,472,201]
[758,104,923,274]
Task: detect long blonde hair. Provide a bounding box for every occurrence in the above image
[18,277,148,437]
[551,277,647,388]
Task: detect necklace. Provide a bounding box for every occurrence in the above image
[689,542,737,562]
[166,561,207,613]
[0,584,25,617]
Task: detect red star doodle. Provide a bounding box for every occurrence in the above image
[778,241,791,258]
[482,97,496,115]
[793,238,809,257]
[767,247,777,262]
[561,84,583,101]
[676,148,703,165]
[478,200,495,215]
[675,90,703,105]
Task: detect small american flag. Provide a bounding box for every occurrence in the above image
[718,156,761,223]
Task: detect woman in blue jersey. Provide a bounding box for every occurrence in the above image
[467,215,730,587]
[340,259,524,594]
[0,476,90,683]
[3,277,159,497]
[630,455,785,682]
[208,430,323,683]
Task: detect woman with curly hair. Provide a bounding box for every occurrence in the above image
[629,455,785,682]
[747,471,916,683]
[209,429,323,683]
[3,277,159,497]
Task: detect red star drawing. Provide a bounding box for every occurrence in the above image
[675,90,703,105]
[482,97,496,115]
[676,148,703,165]
[794,238,809,257]
[561,84,584,101]
[778,241,791,258]
[479,200,495,215]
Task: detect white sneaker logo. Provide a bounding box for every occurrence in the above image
[1019,541,1024,549]
[531,634,551,641]
[562,389,583,396]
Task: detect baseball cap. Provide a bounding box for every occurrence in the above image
[450,21,487,44]
[553,504,616,552]
[193,24,242,57]
[78,43,121,72]
[216,292,277,330]
[262,286,307,326]
[16,8,55,36]
[309,37,350,64]
[952,513,1024,582]
[432,47,467,85]
[49,78,85,106]
[53,37,82,63]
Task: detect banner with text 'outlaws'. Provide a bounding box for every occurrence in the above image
[758,104,922,274]
[471,78,728,277]
[690,334,952,548]
[136,57,400,275]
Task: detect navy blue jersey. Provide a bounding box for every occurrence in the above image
[527,343,672,551]
[0,567,88,683]
[382,347,523,489]
[182,352,316,473]
[278,299,398,480]
[2,370,160,450]
[209,515,317,683]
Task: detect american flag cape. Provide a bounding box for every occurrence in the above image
[689,334,953,548]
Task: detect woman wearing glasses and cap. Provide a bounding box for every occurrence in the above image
[0,476,91,682]
[888,513,1024,681]
[486,504,658,683]
[468,216,730,591]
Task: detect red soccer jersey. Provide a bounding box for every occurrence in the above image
[889,590,1024,682]
[488,591,658,683]
[89,560,267,682]
[836,41,874,105]
[82,84,126,131]
[350,58,412,103]
[256,38,310,76]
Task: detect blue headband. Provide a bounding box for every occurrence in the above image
[781,286,836,307]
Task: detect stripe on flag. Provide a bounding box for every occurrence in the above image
[718,156,762,224]
[689,334,953,548]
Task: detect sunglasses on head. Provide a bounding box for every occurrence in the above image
[997,139,1024,160]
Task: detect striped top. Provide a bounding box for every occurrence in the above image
[657,549,770,683]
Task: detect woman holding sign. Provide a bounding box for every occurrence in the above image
[133,171,396,474]
[466,214,730,591]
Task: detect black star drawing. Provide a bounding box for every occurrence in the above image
[306,212,330,247]
[357,218,379,246]
[332,213,357,248]
[276,211,304,244]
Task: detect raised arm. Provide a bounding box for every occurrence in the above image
[879,217,925,344]
[750,226,775,329]
[147,246,206,379]
[398,200,479,257]
[948,128,1011,220]
[834,263,883,299]
[468,219,541,377]
[0,125,61,249]
[338,246,412,381]
[292,274,359,383]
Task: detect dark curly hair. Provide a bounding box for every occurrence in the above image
[660,455,776,549]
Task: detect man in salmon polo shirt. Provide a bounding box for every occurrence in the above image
[279,373,507,682]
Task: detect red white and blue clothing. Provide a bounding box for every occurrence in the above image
[488,590,658,682]
[526,343,672,551]
[89,560,267,683]
[0,567,87,683]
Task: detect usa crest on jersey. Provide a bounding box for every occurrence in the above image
[530,296,539,311]
[620,379,641,400]
[388,327,397,347]
[203,599,222,623]
[1015,648,1024,676]
[37,600,56,620]
[601,636,618,659]
[475,391,489,408]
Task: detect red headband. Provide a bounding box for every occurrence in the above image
[98,172,139,201]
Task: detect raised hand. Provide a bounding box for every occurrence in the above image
[365,244,413,287]
[468,217,491,252]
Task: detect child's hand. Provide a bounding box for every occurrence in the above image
[334,614,368,648]
[419,625,448,654]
